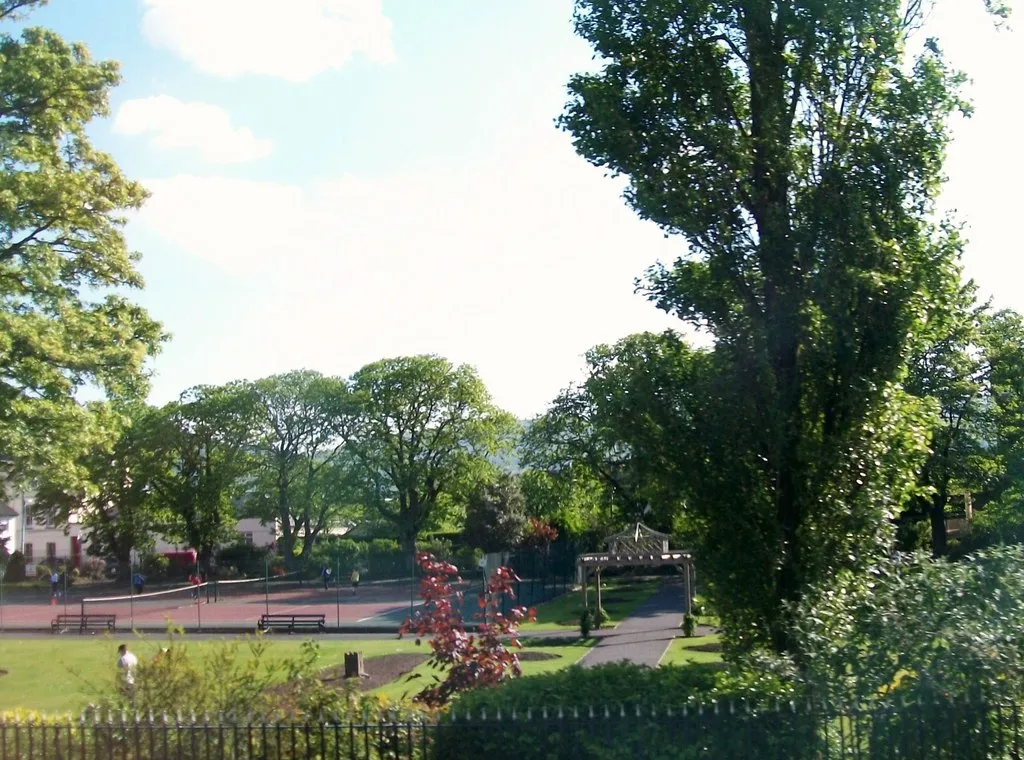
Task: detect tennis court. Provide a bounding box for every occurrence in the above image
[0,575,423,631]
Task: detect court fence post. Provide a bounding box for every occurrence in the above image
[335,556,341,630]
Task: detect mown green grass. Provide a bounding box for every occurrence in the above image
[0,635,424,713]
[521,578,661,631]
[659,634,723,666]
[371,639,596,703]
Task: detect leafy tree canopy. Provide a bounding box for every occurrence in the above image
[561,0,1002,652]
[345,355,517,554]
[0,0,164,489]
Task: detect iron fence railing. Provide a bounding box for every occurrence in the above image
[2,697,1023,760]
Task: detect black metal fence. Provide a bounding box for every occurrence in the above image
[3,697,1023,759]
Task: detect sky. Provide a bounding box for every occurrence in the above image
[19,0,1024,419]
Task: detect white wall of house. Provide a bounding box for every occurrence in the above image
[1,489,279,565]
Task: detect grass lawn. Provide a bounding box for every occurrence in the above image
[659,634,723,666]
[371,639,596,703]
[0,635,425,713]
[521,578,661,632]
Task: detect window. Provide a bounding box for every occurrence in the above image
[23,543,33,561]
[24,511,33,527]
[242,532,254,545]
[46,542,57,560]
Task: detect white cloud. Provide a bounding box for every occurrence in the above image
[131,129,686,417]
[140,0,395,81]
[114,95,273,164]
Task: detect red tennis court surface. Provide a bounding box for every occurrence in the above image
[0,581,422,631]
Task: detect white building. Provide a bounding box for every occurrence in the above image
[0,489,277,567]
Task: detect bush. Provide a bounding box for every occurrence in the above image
[3,550,26,582]
[216,542,270,578]
[35,563,51,579]
[437,663,768,759]
[681,614,695,637]
[579,609,593,639]
[417,536,454,563]
[452,546,484,576]
[142,554,170,581]
[80,556,106,581]
[787,545,1024,704]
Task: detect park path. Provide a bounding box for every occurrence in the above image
[577,580,686,668]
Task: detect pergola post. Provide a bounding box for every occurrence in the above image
[683,561,691,615]
[582,566,589,609]
[595,568,602,619]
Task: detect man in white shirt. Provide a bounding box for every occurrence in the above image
[116,644,138,693]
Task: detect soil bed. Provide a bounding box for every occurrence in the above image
[318,653,429,692]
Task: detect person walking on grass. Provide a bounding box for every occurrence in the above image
[116,644,138,695]
[350,568,360,596]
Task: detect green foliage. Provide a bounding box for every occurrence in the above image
[436,663,786,760]
[0,0,165,490]
[681,614,696,638]
[246,370,358,564]
[33,406,166,569]
[786,545,1024,703]
[558,0,1001,652]
[579,608,592,638]
[522,332,695,531]
[450,662,720,712]
[87,633,398,724]
[3,550,25,581]
[902,282,1024,555]
[150,383,259,570]
[520,467,609,538]
[463,473,528,552]
[344,355,518,552]
[140,553,169,581]
[215,541,270,578]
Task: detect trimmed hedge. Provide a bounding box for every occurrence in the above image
[437,663,819,759]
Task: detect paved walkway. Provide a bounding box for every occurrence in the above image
[578,580,687,667]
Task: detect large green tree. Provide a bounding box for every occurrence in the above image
[246,370,354,564]
[0,0,164,489]
[560,0,1001,651]
[149,383,258,572]
[523,331,701,532]
[344,355,517,557]
[33,405,165,573]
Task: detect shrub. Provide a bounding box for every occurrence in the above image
[35,563,51,579]
[681,614,695,637]
[400,552,535,707]
[437,663,740,759]
[452,546,483,575]
[216,542,269,578]
[141,554,170,581]
[80,556,106,581]
[579,609,593,639]
[787,545,1024,704]
[417,536,454,563]
[3,551,26,582]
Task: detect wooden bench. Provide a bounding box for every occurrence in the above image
[51,614,116,634]
[258,614,326,633]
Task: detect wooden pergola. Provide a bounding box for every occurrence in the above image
[577,523,695,615]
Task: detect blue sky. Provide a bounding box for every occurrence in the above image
[22,0,1024,418]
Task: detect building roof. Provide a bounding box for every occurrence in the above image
[0,503,17,518]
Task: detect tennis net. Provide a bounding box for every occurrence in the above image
[209,572,306,601]
[81,582,208,619]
